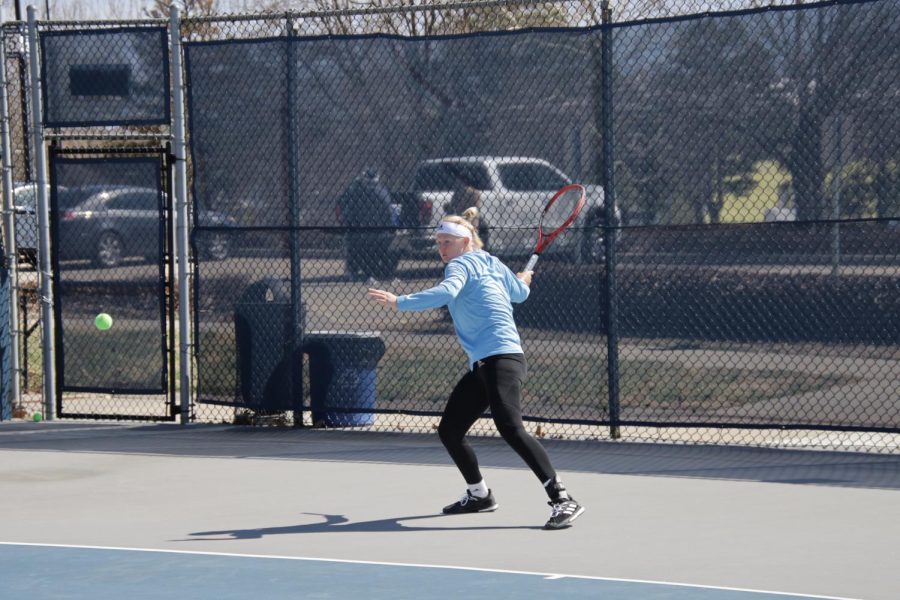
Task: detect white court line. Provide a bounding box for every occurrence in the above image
[0,424,152,435]
[0,541,861,600]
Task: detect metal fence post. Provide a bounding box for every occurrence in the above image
[830,111,842,277]
[26,5,54,420]
[286,14,305,426]
[0,8,22,417]
[170,6,192,424]
[601,0,620,439]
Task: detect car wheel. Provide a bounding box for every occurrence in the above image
[203,233,229,261]
[95,231,124,268]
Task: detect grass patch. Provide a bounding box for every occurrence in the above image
[618,360,850,409]
[38,326,167,391]
[375,346,857,413]
[720,160,791,223]
[27,328,859,418]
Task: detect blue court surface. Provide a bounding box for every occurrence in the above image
[0,543,857,600]
[1,423,897,600]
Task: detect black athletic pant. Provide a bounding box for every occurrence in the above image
[437,353,556,486]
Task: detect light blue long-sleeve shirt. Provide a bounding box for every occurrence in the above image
[396,250,530,367]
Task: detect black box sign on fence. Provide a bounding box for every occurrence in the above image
[304,332,386,428]
[234,278,304,412]
[69,64,131,97]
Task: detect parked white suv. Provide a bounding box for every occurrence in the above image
[412,156,619,262]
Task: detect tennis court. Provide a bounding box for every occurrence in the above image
[1,422,897,599]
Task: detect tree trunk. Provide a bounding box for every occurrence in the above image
[789,105,825,221]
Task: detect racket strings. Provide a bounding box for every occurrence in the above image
[541,188,583,232]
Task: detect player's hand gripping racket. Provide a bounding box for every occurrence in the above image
[523,184,586,272]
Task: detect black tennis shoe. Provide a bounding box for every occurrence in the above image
[544,497,585,529]
[442,490,499,514]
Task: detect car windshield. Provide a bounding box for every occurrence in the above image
[449,163,491,191]
[414,162,491,192]
[106,191,157,210]
[414,164,456,192]
[498,164,568,192]
[57,188,100,210]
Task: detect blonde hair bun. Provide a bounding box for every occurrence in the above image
[461,206,479,221]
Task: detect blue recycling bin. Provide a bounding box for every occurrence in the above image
[304,331,385,427]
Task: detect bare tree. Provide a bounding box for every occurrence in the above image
[143,0,218,18]
[143,0,221,39]
[104,0,148,20]
[754,4,899,220]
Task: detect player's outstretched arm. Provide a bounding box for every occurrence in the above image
[367,288,398,310]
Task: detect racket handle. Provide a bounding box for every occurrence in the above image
[524,254,539,272]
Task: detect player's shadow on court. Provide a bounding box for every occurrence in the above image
[182,513,541,540]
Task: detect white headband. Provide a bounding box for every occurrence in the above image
[435,221,471,238]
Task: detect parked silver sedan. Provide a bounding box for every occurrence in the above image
[56,186,233,268]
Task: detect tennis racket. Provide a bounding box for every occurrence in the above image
[523,184,586,272]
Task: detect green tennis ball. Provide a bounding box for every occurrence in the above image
[94,313,113,331]
[32,412,42,422]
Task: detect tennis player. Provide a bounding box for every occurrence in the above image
[367,208,585,530]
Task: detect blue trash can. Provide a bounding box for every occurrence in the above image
[304,331,385,427]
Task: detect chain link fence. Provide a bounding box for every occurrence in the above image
[1,0,898,452]
[2,22,38,411]
[1,17,175,419]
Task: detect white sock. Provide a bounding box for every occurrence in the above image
[543,477,570,500]
[467,480,489,499]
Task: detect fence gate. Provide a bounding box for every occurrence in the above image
[49,146,176,420]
